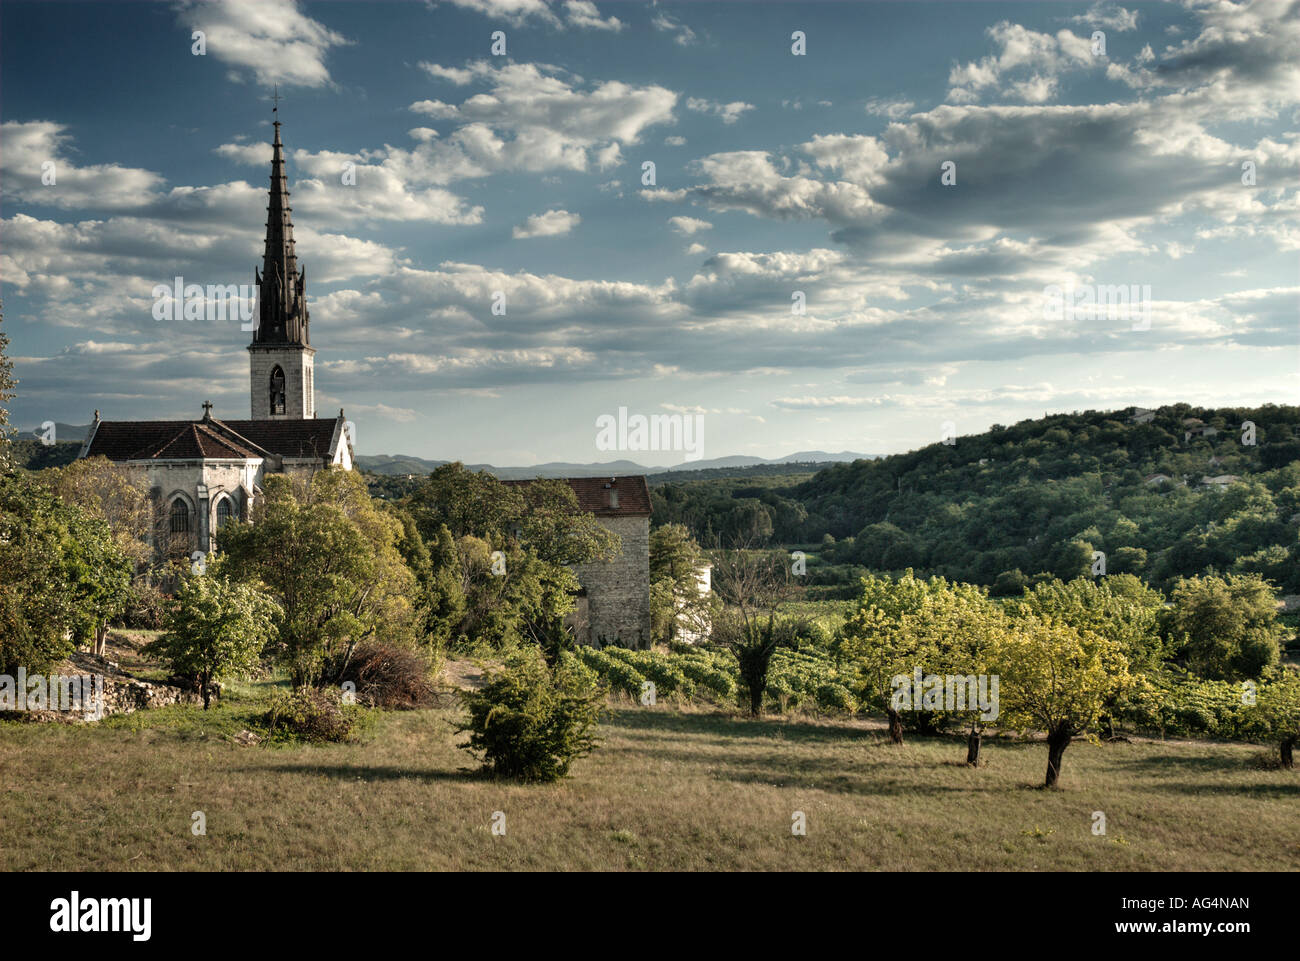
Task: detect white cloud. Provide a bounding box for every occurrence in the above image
[1065,3,1138,33]
[651,10,697,45]
[686,97,755,124]
[512,208,581,238]
[864,98,915,119]
[563,1,622,31]
[408,62,677,179]
[668,216,712,235]
[177,0,349,88]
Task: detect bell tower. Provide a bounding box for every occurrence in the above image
[248,103,315,420]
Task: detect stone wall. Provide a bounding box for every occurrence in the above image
[248,344,315,419]
[571,515,651,649]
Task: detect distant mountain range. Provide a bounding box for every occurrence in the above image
[15,422,871,479]
[356,451,874,479]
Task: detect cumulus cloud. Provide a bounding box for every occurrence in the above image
[513,208,581,238]
[864,98,915,119]
[177,0,349,88]
[685,97,755,124]
[668,216,712,235]
[409,62,676,178]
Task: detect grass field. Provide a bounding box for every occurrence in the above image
[3,694,1296,871]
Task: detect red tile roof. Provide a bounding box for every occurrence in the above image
[503,475,652,516]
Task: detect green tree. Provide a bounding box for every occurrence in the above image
[649,523,710,644]
[457,648,603,782]
[1163,573,1283,681]
[712,543,796,715]
[145,572,278,708]
[995,617,1132,787]
[217,469,419,686]
[0,309,14,470]
[0,471,132,673]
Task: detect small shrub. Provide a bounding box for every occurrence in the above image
[260,688,360,743]
[333,640,438,709]
[458,651,603,782]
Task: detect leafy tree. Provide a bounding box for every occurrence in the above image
[457,648,604,782]
[144,572,278,708]
[0,471,132,673]
[41,457,159,652]
[1162,573,1283,681]
[838,571,1002,752]
[712,543,797,715]
[649,523,711,644]
[0,310,13,470]
[1249,671,1300,768]
[994,617,1132,788]
[217,469,419,686]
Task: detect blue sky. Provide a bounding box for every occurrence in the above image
[2,0,1297,465]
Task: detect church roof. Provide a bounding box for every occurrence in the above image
[82,416,342,462]
[503,475,653,517]
[219,419,341,459]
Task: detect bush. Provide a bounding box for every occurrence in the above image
[458,652,603,782]
[121,580,169,630]
[260,688,360,743]
[332,640,438,709]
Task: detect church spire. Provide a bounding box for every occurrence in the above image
[252,108,309,346]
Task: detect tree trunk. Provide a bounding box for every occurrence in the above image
[966,726,981,766]
[1044,728,1071,788]
[1282,735,1296,770]
[749,682,763,717]
[94,624,110,657]
[886,708,904,745]
[201,672,211,711]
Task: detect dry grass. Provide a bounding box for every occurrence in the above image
[2,698,1297,871]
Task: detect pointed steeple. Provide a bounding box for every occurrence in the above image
[252,114,309,346]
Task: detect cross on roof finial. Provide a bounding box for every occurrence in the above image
[202,400,213,419]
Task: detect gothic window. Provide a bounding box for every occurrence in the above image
[215,497,234,529]
[170,498,190,534]
[306,368,313,416]
[270,365,286,415]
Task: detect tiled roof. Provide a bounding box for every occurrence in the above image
[219,419,340,459]
[83,416,341,462]
[504,475,652,516]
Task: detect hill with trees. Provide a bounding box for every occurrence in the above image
[653,404,1300,594]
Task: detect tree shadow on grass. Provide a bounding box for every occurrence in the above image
[243,763,484,784]
[602,708,937,749]
[1117,753,1268,774]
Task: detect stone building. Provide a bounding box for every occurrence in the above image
[507,475,653,649]
[78,117,352,558]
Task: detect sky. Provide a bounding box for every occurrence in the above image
[1,0,1297,466]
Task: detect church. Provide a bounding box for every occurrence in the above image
[76,115,653,647]
[79,116,353,559]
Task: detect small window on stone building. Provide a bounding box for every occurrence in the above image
[306,368,313,416]
[270,365,286,415]
[170,499,190,534]
[609,489,619,509]
[216,497,234,528]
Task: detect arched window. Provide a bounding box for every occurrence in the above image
[169,498,190,534]
[270,365,286,415]
[215,497,234,529]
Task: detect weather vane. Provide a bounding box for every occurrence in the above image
[271,83,282,116]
